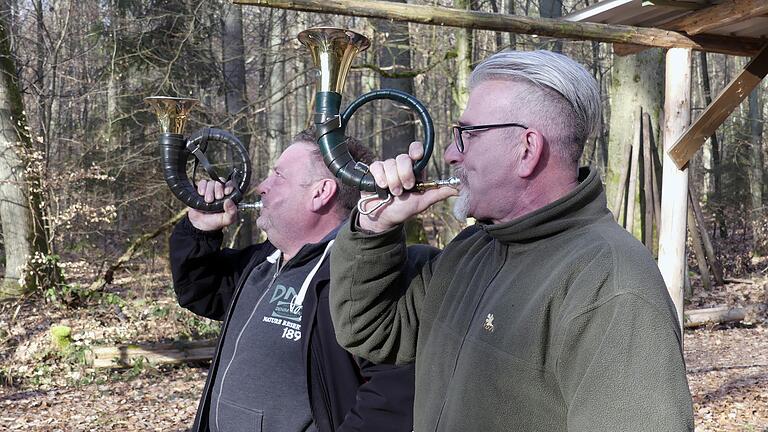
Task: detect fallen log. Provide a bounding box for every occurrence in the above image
[684,306,746,328]
[87,339,216,369]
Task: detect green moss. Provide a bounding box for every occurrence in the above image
[51,325,73,351]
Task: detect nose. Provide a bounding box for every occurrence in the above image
[444,142,463,166]
[256,176,271,195]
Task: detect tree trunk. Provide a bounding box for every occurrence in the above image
[452,0,473,116]
[606,48,664,238]
[0,6,61,298]
[748,87,765,254]
[266,10,286,156]
[372,1,426,243]
[222,2,253,246]
[372,0,416,160]
[538,0,562,52]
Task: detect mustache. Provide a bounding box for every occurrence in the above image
[451,167,468,187]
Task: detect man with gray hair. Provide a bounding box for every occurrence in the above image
[328,50,694,431]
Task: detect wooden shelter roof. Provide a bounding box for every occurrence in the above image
[567,0,768,169]
[565,0,768,52]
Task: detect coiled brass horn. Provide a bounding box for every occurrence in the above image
[299,27,457,207]
[145,96,259,212]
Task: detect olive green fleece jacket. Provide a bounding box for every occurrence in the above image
[330,167,694,432]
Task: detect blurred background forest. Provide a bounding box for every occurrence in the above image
[1,0,767,430]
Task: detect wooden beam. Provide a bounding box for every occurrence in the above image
[663,0,768,36]
[234,0,765,56]
[667,43,768,169]
[658,48,692,332]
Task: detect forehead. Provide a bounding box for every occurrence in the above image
[462,80,522,123]
[276,142,314,167]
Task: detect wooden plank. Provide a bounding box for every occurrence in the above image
[663,0,768,36]
[235,0,765,56]
[87,339,217,369]
[658,48,692,332]
[667,43,768,169]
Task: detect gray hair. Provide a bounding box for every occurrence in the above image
[469,50,601,163]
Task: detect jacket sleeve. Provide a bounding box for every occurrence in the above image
[330,216,440,365]
[554,275,694,430]
[337,359,415,432]
[169,215,272,321]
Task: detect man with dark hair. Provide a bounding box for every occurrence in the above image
[170,129,432,432]
[329,50,694,431]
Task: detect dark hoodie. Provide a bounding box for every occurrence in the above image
[170,216,436,431]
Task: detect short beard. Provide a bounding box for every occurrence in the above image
[451,168,470,221]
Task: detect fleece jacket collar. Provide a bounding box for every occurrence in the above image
[480,167,609,246]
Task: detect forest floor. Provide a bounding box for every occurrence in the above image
[1,253,768,431]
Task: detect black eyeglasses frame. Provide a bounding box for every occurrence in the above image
[451,122,528,153]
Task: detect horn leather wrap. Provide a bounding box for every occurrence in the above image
[315,89,434,193]
[160,128,251,213]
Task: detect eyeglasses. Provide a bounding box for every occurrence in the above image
[451,122,528,153]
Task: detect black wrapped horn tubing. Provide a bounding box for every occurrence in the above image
[159,128,251,213]
[315,89,435,193]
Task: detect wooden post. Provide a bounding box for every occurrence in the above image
[626,107,642,235]
[612,135,633,222]
[642,112,655,249]
[658,48,692,331]
[689,185,725,285]
[687,198,712,291]
[646,112,663,232]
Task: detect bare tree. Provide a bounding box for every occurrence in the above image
[221,1,253,246]
[0,2,61,298]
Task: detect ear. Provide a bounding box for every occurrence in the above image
[516,129,545,178]
[310,178,338,212]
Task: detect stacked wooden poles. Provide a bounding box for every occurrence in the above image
[613,107,662,252]
[614,106,723,295]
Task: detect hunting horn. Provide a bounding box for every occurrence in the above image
[145,97,260,212]
[298,27,459,213]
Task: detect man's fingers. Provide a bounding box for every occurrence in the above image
[382,158,402,196]
[222,199,237,224]
[369,161,388,189]
[395,154,415,190]
[214,181,224,200]
[204,180,216,203]
[408,141,424,161]
[197,179,207,196]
